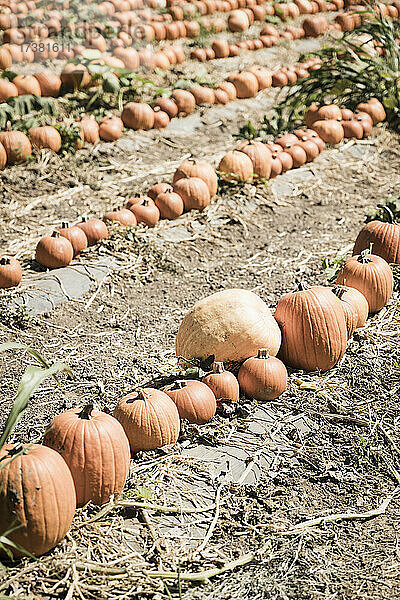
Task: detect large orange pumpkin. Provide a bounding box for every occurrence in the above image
[274,284,348,371]
[0,444,76,558]
[43,404,130,506]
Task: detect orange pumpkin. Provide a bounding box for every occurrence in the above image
[163,380,217,424]
[238,348,287,400]
[0,130,31,163]
[218,150,253,182]
[236,140,272,179]
[353,209,400,264]
[0,444,76,558]
[331,285,369,338]
[122,102,155,130]
[113,388,180,452]
[173,159,218,197]
[336,250,394,313]
[202,361,239,402]
[0,255,22,288]
[29,126,61,152]
[274,284,348,371]
[43,404,130,506]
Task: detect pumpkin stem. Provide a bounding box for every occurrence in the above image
[358,248,373,263]
[212,362,225,373]
[378,204,396,224]
[78,404,94,419]
[297,281,309,291]
[51,231,61,238]
[257,348,270,359]
[0,256,11,265]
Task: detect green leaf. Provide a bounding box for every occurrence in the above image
[134,486,153,499]
[0,362,72,449]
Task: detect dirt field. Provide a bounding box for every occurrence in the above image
[1,36,400,599]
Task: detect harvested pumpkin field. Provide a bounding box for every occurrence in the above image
[1,0,400,598]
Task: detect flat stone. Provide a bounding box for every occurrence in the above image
[9,258,119,316]
[284,169,315,183]
[270,180,297,198]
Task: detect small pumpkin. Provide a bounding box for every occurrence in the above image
[275,133,301,149]
[173,176,211,211]
[247,66,272,90]
[171,89,196,115]
[342,119,364,139]
[0,142,6,169]
[163,379,216,424]
[302,14,329,36]
[76,218,109,246]
[34,70,61,96]
[336,250,394,313]
[294,128,325,152]
[43,404,130,506]
[148,182,171,200]
[99,116,124,141]
[153,107,170,129]
[353,207,400,264]
[29,126,61,152]
[154,97,178,118]
[80,117,100,144]
[58,222,88,256]
[212,38,230,58]
[0,444,76,558]
[270,152,283,177]
[214,88,230,104]
[238,348,288,401]
[0,130,31,163]
[236,140,272,179]
[61,64,90,89]
[355,112,373,137]
[0,78,18,102]
[0,255,22,288]
[274,283,348,371]
[104,208,137,226]
[228,72,258,98]
[331,285,369,338]
[218,150,253,183]
[35,231,74,268]
[155,189,184,219]
[278,151,293,172]
[228,9,250,31]
[190,85,215,106]
[286,144,307,167]
[356,98,386,125]
[122,102,154,130]
[217,81,237,101]
[173,159,218,197]
[312,120,344,144]
[13,74,41,96]
[271,71,289,87]
[295,139,320,161]
[113,388,180,452]
[129,197,160,227]
[202,361,239,402]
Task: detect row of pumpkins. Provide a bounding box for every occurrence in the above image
[0,55,322,170]
[0,224,397,559]
[0,99,394,289]
[0,0,343,61]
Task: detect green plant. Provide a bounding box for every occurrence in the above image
[0,342,72,560]
[265,9,400,131]
[366,198,400,222]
